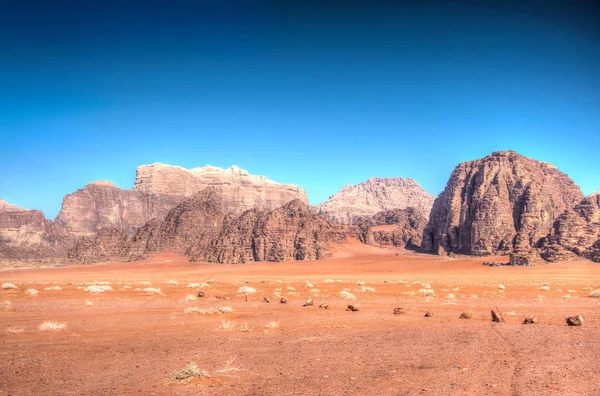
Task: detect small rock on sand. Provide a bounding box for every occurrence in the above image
[346,304,360,312]
[263,296,270,303]
[565,315,583,326]
[491,306,505,323]
[393,307,406,315]
[424,310,434,317]
[303,299,314,307]
[523,315,538,324]
[280,297,287,304]
[459,311,473,319]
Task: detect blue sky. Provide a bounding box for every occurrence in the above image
[1,0,599,219]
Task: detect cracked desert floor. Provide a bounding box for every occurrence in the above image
[1,242,599,395]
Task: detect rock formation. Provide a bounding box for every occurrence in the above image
[357,208,427,249]
[56,164,308,238]
[130,189,225,257]
[0,199,25,212]
[316,177,434,224]
[539,194,600,263]
[69,193,348,265]
[55,181,182,238]
[422,151,583,260]
[196,200,348,263]
[0,206,66,260]
[133,163,308,213]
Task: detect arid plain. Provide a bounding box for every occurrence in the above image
[2,242,599,395]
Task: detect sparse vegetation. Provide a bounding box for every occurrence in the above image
[167,280,178,285]
[26,288,39,296]
[1,301,14,312]
[265,321,279,329]
[217,320,234,330]
[174,362,210,380]
[540,286,550,291]
[38,321,67,331]
[2,282,17,290]
[84,285,112,293]
[182,294,197,302]
[5,326,25,334]
[43,286,62,291]
[238,322,252,332]
[339,290,357,300]
[85,300,94,306]
[237,286,256,294]
[143,287,162,294]
[139,281,152,285]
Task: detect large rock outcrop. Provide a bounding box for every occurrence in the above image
[539,194,600,263]
[357,208,427,249]
[422,151,584,260]
[134,163,308,213]
[196,200,348,264]
[316,177,434,224]
[0,206,66,260]
[56,165,308,238]
[55,181,181,238]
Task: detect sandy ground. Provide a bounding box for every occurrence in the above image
[1,244,600,395]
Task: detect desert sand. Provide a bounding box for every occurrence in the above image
[1,242,599,395]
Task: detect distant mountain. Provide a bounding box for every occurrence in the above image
[55,163,308,238]
[316,177,434,224]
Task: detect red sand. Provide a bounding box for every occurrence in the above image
[1,248,600,395]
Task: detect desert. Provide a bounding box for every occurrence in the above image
[2,242,600,395]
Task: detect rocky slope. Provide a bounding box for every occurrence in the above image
[539,194,600,263]
[69,192,348,265]
[316,177,434,224]
[357,208,427,249]
[56,164,308,238]
[422,151,584,262]
[0,206,66,260]
[197,200,348,264]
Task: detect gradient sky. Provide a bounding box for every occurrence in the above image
[1,0,599,219]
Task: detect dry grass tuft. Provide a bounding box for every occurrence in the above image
[237,286,256,294]
[26,288,39,296]
[38,321,67,331]
[139,281,152,286]
[43,286,62,291]
[84,285,112,293]
[182,294,197,302]
[1,282,17,290]
[1,300,14,312]
[265,321,279,329]
[85,300,94,306]
[217,320,234,330]
[238,322,252,332]
[174,362,210,380]
[540,286,550,291]
[143,287,162,295]
[167,280,178,285]
[419,288,435,297]
[339,290,357,300]
[5,326,25,334]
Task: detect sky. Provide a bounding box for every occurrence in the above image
[1,0,599,219]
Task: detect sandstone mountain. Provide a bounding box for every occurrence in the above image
[357,208,427,250]
[55,181,182,238]
[589,190,600,198]
[422,151,584,262]
[134,163,308,212]
[56,164,308,238]
[0,207,66,261]
[0,199,25,212]
[69,191,348,265]
[316,177,434,224]
[196,200,348,264]
[539,194,600,263]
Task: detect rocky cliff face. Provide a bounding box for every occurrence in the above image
[55,181,181,238]
[196,200,348,264]
[316,177,434,224]
[0,199,25,212]
[357,208,427,249]
[134,163,308,212]
[539,194,600,263]
[422,151,584,260]
[130,189,225,257]
[0,207,66,260]
[69,194,348,265]
[56,164,308,238]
